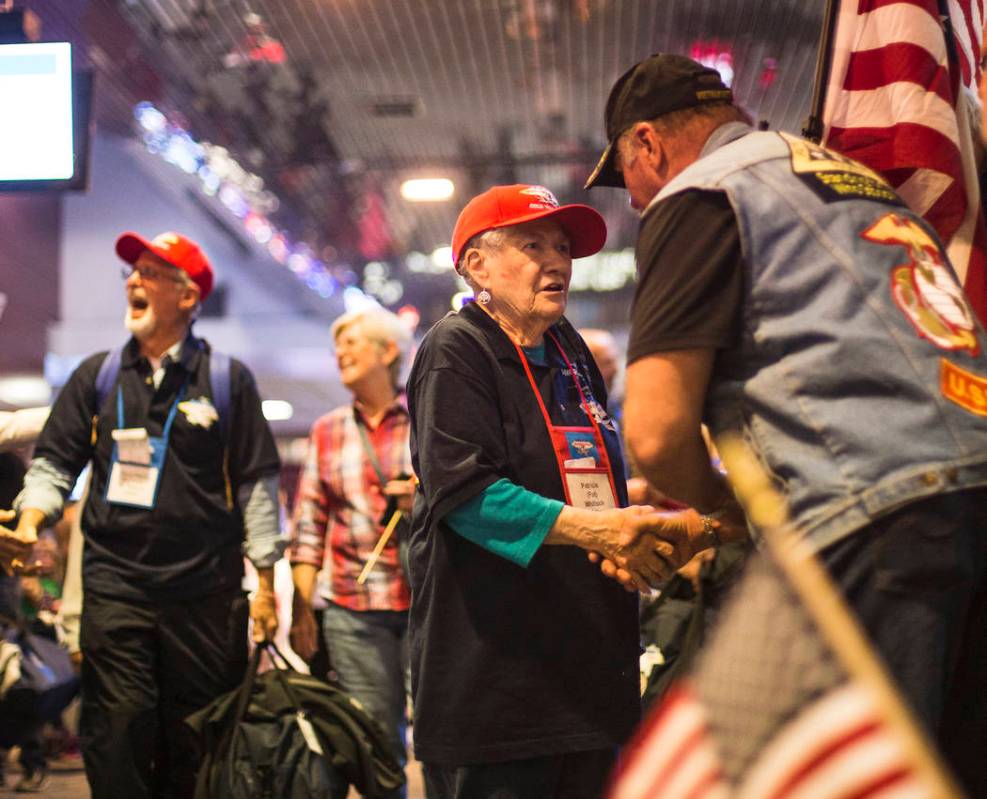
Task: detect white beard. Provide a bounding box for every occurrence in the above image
[124,306,157,341]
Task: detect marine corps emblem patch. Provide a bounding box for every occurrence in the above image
[862,213,979,356]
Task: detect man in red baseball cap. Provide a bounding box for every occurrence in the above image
[115,231,214,353]
[2,230,284,797]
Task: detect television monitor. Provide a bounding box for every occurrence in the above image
[0,41,93,191]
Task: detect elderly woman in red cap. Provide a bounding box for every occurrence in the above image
[406,185,696,798]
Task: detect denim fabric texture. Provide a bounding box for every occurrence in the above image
[653,124,987,551]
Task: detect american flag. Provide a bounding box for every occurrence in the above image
[609,552,955,799]
[822,0,987,327]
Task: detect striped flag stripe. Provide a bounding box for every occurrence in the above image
[847,4,945,63]
[946,0,977,85]
[859,0,939,15]
[965,228,987,320]
[843,44,951,101]
[765,721,885,799]
[778,739,913,799]
[894,168,954,215]
[612,686,727,799]
[828,86,957,142]
[735,684,916,799]
[824,0,987,326]
[826,124,962,174]
[841,769,916,799]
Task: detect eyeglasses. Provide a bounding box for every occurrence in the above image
[120,264,187,284]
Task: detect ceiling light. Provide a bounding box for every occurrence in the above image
[262,400,293,421]
[430,246,453,268]
[401,178,454,202]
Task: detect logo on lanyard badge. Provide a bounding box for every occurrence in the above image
[564,431,599,464]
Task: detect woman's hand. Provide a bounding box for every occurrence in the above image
[589,507,713,591]
[547,504,700,591]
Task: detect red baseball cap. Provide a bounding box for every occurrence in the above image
[451,184,607,270]
[115,231,214,301]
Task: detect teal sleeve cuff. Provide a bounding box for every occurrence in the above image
[445,478,565,567]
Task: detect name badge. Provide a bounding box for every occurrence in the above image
[105,431,168,509]
[564,468,617,511]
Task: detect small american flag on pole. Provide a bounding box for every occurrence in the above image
[821,0,987,327]
[608,439,961,799]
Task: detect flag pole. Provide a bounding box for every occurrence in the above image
[802,0,840,143]
[717,435,963,797]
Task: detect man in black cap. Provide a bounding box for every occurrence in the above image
[587,53,987,792]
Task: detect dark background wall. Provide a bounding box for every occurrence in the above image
[0,192,62,372]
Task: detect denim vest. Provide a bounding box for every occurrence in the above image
[650,124,987,550]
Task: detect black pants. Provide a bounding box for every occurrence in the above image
[820,487,987,797]
[423,748,617,799]
[79,588,249,799]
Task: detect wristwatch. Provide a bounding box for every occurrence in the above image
[699,510,724,549]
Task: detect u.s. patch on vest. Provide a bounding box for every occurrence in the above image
[780,132,904,206]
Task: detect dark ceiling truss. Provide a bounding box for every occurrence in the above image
[23,0,825,301]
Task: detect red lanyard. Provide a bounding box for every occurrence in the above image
[512,331,618,506]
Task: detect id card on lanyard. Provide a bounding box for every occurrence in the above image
[514,332,619,511]
[105,375,189,509]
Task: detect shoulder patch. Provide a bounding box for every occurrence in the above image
[779,132,902,206]
[941,358,987,416]
[862,213,979,355]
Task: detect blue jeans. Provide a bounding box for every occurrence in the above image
[323,602,410,799]
[820,487,987,797]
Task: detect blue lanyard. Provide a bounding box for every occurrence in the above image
[116,372,191,443]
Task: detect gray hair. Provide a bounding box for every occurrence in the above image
[331,306,412,386]
[456,228,508,292]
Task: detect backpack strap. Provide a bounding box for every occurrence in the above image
[209,350,232,443]
[91,346,123,445]
[206,348,234,511]
[94,346,124,415]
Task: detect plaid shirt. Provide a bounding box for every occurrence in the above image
[288,397,412,611]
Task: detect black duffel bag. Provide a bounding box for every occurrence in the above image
[186,641,405,799]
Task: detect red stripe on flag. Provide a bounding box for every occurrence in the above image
[922,178,967,244]
[619,683,690,762]
[954,0,978,87]
[766,720,883,799]
[639,723,709,796]
[839,767,913,799]
[826,123,963,183]
[683,769,726,799]
[857,0,939,17]
[965,222,987,323]
[843,43,952,102]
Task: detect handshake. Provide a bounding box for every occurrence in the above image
[550,504,732,592]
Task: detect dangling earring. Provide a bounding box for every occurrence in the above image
[477,288,491,305]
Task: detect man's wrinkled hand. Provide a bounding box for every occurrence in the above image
[0,516,39,576]
[289,600,319,661]
[587,506,675,591]
[250,589,278,644]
